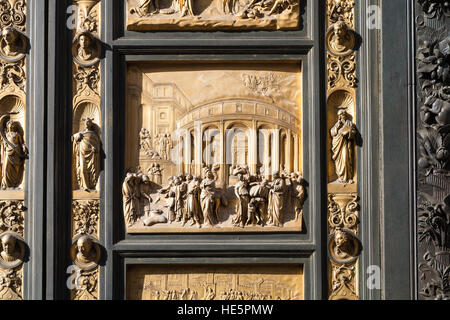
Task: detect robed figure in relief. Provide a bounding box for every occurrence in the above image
[267,171,285,227]
[0,115,28,189]
[330,109,356,184]
[73,118,101,190]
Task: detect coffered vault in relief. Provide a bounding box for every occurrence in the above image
[125,62,305,233]
[126,0,300,31]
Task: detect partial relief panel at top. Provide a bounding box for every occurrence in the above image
[126,0,300,31]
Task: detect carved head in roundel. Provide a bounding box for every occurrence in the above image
[0,27,26,62]
[326,20,356,56]
[72,32,101,67]
[329,229,359,264]
[71,235,101,271]
[0,232,25,269]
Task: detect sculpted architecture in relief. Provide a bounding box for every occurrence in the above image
[126,0,300,31]
[127,264,304,300]
[125,62,305,233]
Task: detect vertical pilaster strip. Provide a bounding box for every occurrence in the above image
[325,0,360,300]
[0,0,28,301]
[70,0,102,301]
[415,0,450,300]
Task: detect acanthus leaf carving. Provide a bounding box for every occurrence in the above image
[0,201,24,237]
[327,52,357,89]
[71,267,99,301]
[0,267,22,300]
[0,0,26,32]
[72,200,99,238]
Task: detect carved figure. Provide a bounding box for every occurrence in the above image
[76,32,98,64]
[248,178,270,225]
[72,235,100,270]
[148,163,163,185]
[291,173,306,221]
[330,109,356,184]
[130,0,160,16]
[0,27,24,59]
[200,170,220,226]
[73,118,101,190]
[185,175,202,227]
[139,174,153,217]
[328,19,355,55]
[122,173,141,226]
[139,128,153,152]
[0,115,28,189]
[267,171,285,227]
[0,233,23,267]
[232,166,250,228]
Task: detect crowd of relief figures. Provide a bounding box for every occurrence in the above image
[126,264,303,300]
[123,165,307,232]
[126,0,300,30]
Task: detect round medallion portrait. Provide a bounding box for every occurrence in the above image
[72,32,101,67]
[326,21,356,56]
[70,234,101,271]
[0,27,27,63]
[0,232,25,269]
[328,229,360,265]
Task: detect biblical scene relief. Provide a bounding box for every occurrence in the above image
[126,0,300,31]
[125,62,304,233]
[127,264,304,300]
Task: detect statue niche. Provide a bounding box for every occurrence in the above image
[0,114,28,190]
[330,108,357,185]
[72,118,101,191]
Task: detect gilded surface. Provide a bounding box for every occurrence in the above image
[0,0,27,301]
[126,0,300,31]
[326,0,359,300]
[125,62,305,233]
[127,264,304,300]
[70,0,101,301]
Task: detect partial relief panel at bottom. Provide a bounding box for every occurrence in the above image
[126,264,304,300]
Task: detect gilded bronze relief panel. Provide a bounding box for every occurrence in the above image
[126,264,304,300]
[126,0,300,31]
[124,61,306,233]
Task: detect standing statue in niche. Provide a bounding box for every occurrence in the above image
[330,109,357,184]
[73,118,101,191]
[0,115,28,189]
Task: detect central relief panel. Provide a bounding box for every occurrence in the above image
[125,61,304,233]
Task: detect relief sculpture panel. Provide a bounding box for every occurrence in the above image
[126,0,300,31]
[125,61,305,233]
[127,264,304,300]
